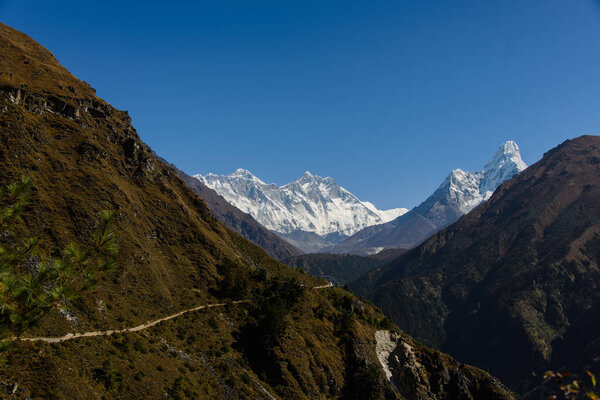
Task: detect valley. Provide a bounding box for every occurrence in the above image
[0,1,596,398]
[0,22,518,400]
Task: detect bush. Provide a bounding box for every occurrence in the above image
[167,376,184,400]
[95,358,123,390]
[218,260,248,300]
[237,277,304,382]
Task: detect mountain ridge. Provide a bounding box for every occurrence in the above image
[328,140,527,255]
[158,158,302,260]
[195,169,408,252]
[350,135,600,393]
[0,22,514,400]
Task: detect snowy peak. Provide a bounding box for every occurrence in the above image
[434,140,528,214]
[232,168,255,178]
[288,171,336,187]
[227,168,264,182]
[327,140,528,255]
[483,141,527,174]
[193,170,408,239]
[480,141,528,196]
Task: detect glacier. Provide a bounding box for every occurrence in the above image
[194,170,408,240]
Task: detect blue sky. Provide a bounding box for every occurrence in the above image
[2,1,599,209]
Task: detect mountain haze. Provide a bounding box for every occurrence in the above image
[0,23,513,400]
[330,141,527,255]
[195,169,408,252]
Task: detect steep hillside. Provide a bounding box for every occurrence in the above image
[160,159,301,261]
[0,23,513,400]
[351,136,600,393]
[331,142,527,255]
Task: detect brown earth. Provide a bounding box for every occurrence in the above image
[0,22,514,400]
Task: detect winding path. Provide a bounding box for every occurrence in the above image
[12,282,333,343]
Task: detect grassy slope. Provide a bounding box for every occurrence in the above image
[0,22,513,400]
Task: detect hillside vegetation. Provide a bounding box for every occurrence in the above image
[0,23,513,399]
[352,136,600,394]
[285,249,406,285]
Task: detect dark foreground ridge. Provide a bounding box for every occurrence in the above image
[352,135,600,394]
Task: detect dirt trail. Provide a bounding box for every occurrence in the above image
[12,283,334,343]
[312,283,334,290]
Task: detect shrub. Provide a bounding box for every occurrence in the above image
[218,260,248,300]
[544,370,599,399]
[237,277,304,382]
[95,358,123,390]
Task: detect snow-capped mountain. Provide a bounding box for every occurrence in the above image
[426,140,528,226]
[327,141,528,255]
[193,170,407,252]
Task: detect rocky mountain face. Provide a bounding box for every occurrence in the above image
[374,330,512,400]
[195,169,407,252]
[329,141,527,255]
[351,136,600,393]
[0,23,513,400]
[160,158,301,260]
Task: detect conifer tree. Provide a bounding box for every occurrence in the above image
[0,177,118,338]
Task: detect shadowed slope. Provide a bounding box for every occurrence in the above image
[161,158,301,260]
[352,135,600,392]
[285,249,407,285]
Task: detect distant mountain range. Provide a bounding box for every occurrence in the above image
[0,22,515,400]
[328,141,528,255]
[194,169,407,252]
[158,158,301,261]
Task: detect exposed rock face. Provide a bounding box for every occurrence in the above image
[329,141,527,255]
[374,330,514,400]
[353,136,600,393]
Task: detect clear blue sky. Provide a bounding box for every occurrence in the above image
[2,1,599,209]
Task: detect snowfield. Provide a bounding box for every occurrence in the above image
[194,169,408,237]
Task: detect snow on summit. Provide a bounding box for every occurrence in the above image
[194,170,408,237]
[327,140,528,255]
[412,140,529,232]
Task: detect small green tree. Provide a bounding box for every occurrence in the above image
[95,358,123,390]
[0,177,118,338]
[218,260,248,300]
